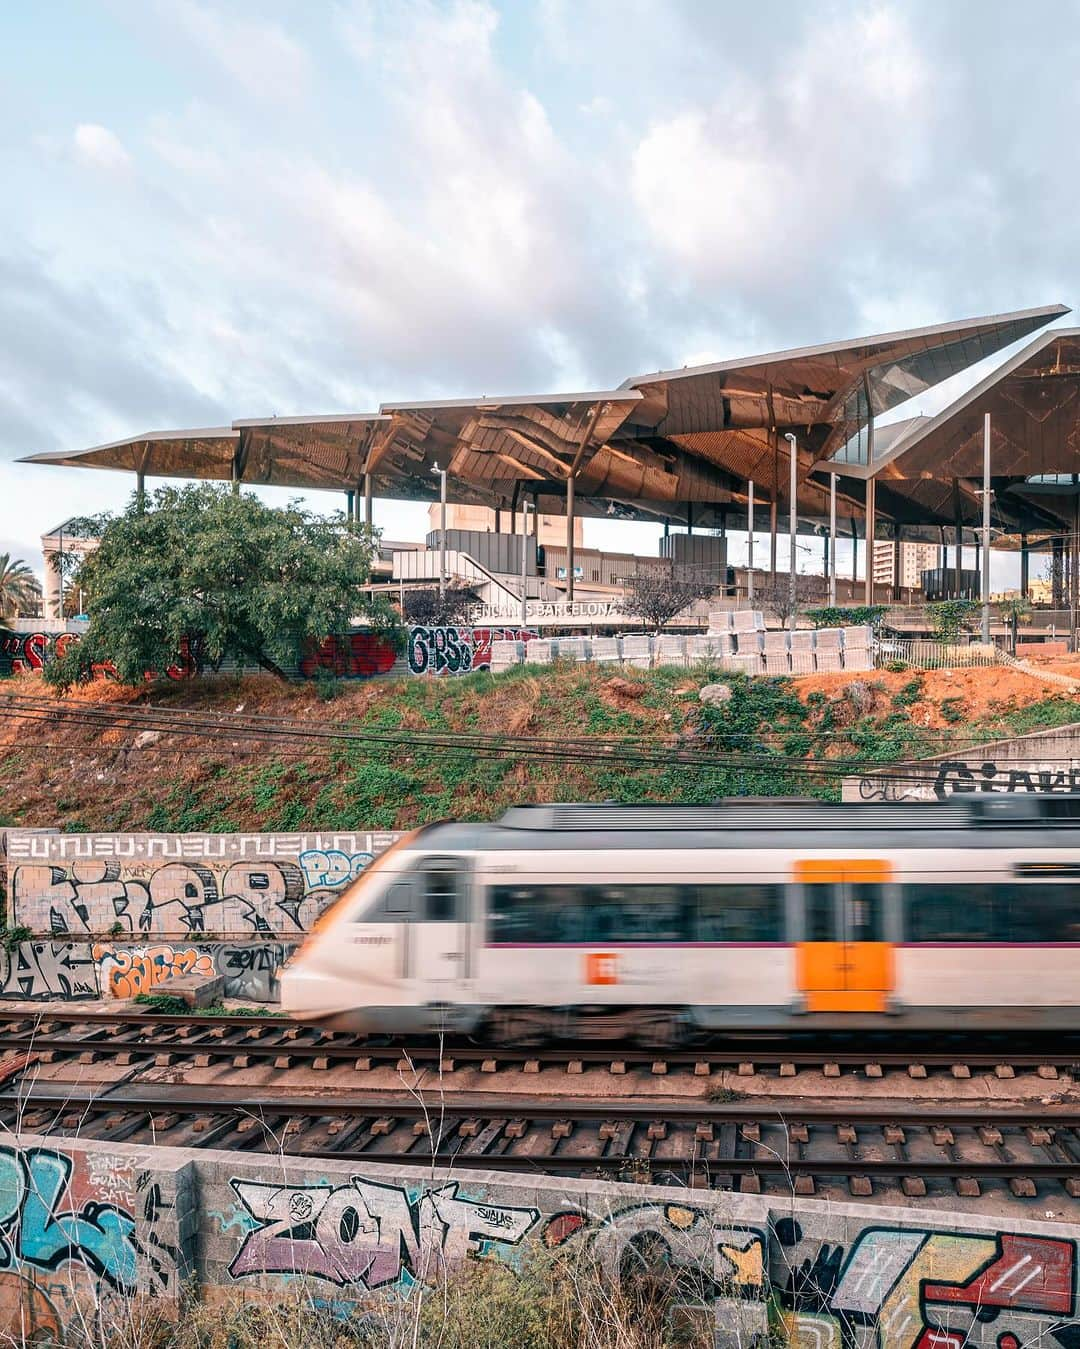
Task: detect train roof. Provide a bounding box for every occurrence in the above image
[403,797,1080,853]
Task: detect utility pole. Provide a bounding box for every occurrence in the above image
[784,433,798,632]
[521,499,531,628]
[981,412,991,644]
[431,462,447,600]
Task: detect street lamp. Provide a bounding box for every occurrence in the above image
[784,432,798,633]
[431,461,447,600]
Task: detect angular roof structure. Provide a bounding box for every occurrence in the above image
[18,305,1070,536]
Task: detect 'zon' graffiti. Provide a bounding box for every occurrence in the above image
[12,847,374,937]
[222,1180,1080,1348]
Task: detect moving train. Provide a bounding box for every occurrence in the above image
[279,797,1080,1038]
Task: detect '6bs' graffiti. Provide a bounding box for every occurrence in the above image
[407,626,536,676]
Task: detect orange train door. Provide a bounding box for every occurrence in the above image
[795,859,893,1012]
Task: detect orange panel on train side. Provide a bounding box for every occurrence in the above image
[793,858,893,884]
[795,942,846,991]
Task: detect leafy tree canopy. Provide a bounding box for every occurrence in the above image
[44,485,401,690]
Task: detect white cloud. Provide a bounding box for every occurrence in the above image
[72,124,132,174]
[154,0,311,100]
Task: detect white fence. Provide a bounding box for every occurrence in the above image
[876,638,1001,670]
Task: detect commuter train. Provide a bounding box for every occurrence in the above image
[279,798,1080,1038]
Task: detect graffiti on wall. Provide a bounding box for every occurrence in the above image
[7,831,396,937]
[0,939,295,1002]
[0,630,200,680]
[299,633,397,679]
[406,626,537,676]
[228,1176,539,1287]
[0,1145,178,1337]
[856,760,1080,802]
[219,1178,1080,1348]
[773,1217,1076,1349]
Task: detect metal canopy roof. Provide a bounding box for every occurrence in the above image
[17,305,1071,535]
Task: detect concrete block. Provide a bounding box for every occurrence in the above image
[789,651,815,675]
[814,651,843,673]
[713,1297,768,1349]
[553,637,589,662]
[708,610,734,631]
[729,653,763,676]
[489,639,522,670]
[734,630,763,654]
[841,625,872,648]
[156,972,225,1008]
[762,630,790,652]
[763,651,791,674]
[590,637,621,662]
[789,629,814,651]
[842,648,873,671]
[815,627,843,649]
[523,639,554,665]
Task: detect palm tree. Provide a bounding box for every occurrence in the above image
[0,554,42,620]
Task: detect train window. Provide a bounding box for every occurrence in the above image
[385,881,416,917]
[487,883,782,943]
[904,884,995,941]
[803,886,835,942]
[421,859,466,923]
[848,884,884,942]
[696,885,783,941]
[995,884,1080,942]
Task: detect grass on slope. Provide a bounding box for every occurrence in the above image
[2,661,1077,831]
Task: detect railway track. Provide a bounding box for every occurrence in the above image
[6,1081,1080,1202]
[3,1010,1079,1082]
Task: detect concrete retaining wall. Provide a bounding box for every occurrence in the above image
[1,828,406,1003]
[5,829,401,939]
[844,721,1080,801]
[1,1134,1076,1345]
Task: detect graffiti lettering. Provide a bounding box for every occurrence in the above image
[407,626,537,676]
[0,941,98,1000]
[229,1176,538,1288]
[0,630,200,680]
[91,944,216,999]
[857,760,1080,802]
[13,854,372,938]
[0,1148,138,1291]
[298,849,372,890]
[299,633,396,680]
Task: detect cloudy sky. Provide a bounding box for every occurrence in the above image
[3,0,1080,579]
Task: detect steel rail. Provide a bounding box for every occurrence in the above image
[9,1084,1080,1128]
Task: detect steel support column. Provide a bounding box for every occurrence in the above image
[863,477,875,606]
[1020,533,1030,600]
[981,412,992,644]
[828,474,837,607]
[953,481,963,599]
[566,475,576,601]
[747,480,755,604]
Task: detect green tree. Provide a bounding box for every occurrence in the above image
[0,554,42,619]
[924,598,979,643]
[998,595,1033,654]
[44,485,400,690]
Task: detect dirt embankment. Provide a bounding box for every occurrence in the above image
[2,657,1079,831]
